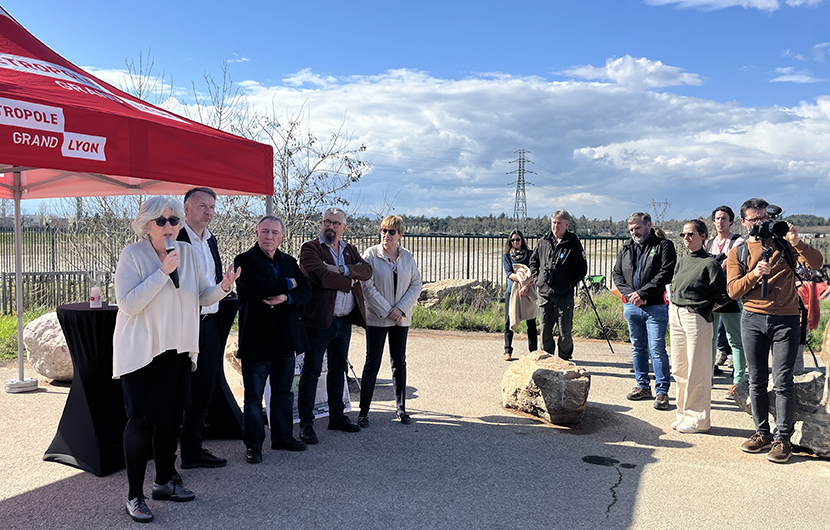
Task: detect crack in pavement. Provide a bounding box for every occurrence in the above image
[582,455,637,518]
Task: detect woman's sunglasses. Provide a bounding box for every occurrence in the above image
[153,216,180,227]
[381,228,397,236]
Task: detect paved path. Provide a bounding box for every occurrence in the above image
[1,329,828,529]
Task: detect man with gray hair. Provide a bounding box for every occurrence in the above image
[529,210,587,360]
[612,212,676,410]
[297,207,372,445]
[234,216,311,464]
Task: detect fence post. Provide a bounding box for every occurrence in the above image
[465,237,470,279]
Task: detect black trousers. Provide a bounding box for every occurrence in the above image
[359,326,408,415]
[121,350,187,500]
[181,315,222,460]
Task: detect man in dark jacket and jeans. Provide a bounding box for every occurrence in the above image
[529,210,588,360]
[234,216,312,464]
[613,212,677,410]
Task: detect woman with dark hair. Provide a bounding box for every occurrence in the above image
[668,219,730,433]
[502,230,538,361]
[113,196,239,523]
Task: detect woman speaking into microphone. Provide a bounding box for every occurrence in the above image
[113,196,239,523]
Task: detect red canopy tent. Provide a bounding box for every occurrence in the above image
[0,7,274,392]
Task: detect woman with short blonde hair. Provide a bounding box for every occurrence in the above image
[358,215,422,426]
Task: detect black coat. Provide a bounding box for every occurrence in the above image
[234,243,311,360]
[612,231,677,306]
[177,227,224,283]
[529,231,588,298]
[177,226,238,342]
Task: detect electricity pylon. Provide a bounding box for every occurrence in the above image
[508,149,535,234]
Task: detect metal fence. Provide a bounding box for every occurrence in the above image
[0,271,114,314]
[3,224,828,314]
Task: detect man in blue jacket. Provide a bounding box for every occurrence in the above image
[612,212,677,410]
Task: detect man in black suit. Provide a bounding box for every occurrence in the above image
[178,187,235,468]
[234,216,312,464]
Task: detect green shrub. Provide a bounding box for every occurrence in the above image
[572,291,630,342]
[807,298,829,353]
[0,307,52,361]
[411,290,631,340]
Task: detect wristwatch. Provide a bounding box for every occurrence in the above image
[338,265,345,274]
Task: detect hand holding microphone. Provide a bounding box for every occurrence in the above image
[163,239,180,288]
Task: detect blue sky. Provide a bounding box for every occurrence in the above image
[4,0,829,221]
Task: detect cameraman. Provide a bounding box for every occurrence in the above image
[726,198,823,464]
[529,210,587,361]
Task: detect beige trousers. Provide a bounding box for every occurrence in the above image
[669,305,713,431]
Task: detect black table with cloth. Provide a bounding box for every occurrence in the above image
[44,298,242,476]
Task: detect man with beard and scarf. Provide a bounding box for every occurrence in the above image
[297,207,372,445]
[613,212,677,411]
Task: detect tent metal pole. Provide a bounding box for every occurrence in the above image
[265,195,273,217]
[5,171,37,393]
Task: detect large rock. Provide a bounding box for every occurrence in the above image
[23,312,73,381]
[502,351,591,424]
[418,279,496,309]
[733,370,830,456]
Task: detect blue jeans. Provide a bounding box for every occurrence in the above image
[712,311,745,385]
[624,302,671,395]
[241,356,295,449]
[298,316,352,427]
[741,310,800,442]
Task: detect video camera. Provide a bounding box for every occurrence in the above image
[749,204,789,240]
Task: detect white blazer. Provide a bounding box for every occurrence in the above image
[361,244,423,327]
[112,239,227,378]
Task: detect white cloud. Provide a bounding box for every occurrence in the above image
[282,68,340,88]
[83,66,185,101]
[227,57,250,64]
[645,0,824,11]
[770,66,823,83]
[645,0,781,11]
[782,49,807,61]
[170,63,830,219]
[560,56,703,89]
[815,42,830,62]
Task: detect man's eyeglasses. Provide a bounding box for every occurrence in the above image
[323,219,342,228]
[680,232,698,239]
[744,216,769,224]
[381,228,397,236]
[153,216,180,227]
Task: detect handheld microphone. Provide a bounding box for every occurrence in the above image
[164,239,180,288]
